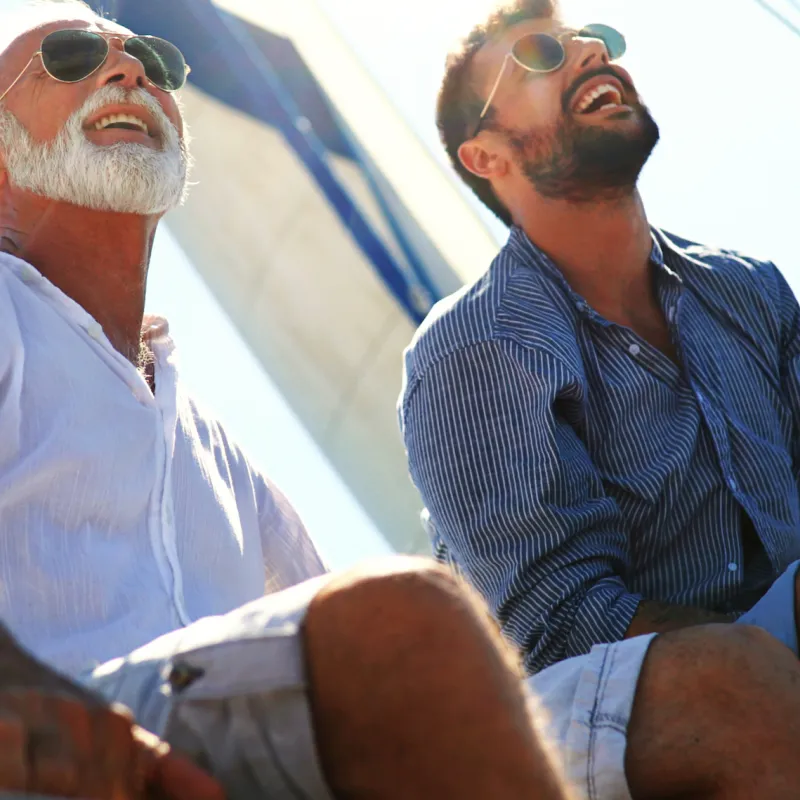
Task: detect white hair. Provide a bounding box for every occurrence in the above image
[0,1,105,57]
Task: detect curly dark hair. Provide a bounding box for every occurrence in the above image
[437,0,558,227]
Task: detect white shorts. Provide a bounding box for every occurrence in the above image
[529,635,657,800]
[81,576,335,800]
[528,560,800,800]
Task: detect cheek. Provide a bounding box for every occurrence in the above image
[11,83,89,143]
[14,108,69,143]
[508,82,563,132]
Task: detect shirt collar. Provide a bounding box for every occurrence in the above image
[0,253,176,361]
[506,225,680,318]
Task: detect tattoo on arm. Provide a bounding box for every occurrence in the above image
[625,600,741,639]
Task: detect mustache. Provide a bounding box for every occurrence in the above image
[75,85,180,140]
[562,66,636,113]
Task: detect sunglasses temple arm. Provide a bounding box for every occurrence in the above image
[478,53,512,123]
[0,52,41,104]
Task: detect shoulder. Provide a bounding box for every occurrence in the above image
[660,229,786,302]
[659,229,791,340]
[404,235,582,388]
[178,391,266,495]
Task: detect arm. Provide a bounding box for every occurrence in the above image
[777,268,800,468]
[402,338,642,673]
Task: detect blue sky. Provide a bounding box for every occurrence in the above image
[147,0,800,569]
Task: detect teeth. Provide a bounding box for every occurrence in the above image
[93,113,149,133]
[575,83,623,114]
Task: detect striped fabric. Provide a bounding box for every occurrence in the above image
[399,226,800,674]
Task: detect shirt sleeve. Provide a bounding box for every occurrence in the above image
[775,267,800,469]
[401,337,641,673]
[256,476,329,593]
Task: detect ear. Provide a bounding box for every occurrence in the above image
[458,137,509,181]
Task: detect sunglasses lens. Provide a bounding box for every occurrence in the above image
[125,36,187,92]
[41,29,107,82]
[579,24,626,60]
[513,33,565,72]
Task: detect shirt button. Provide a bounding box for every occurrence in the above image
[87,322,103,341]
[728,478,739,493]
[728,562,739,572]
[667,307,676,323]
[628,344,641,357]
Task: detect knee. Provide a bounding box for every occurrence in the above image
[639,623,792,714]
[303,557,521,699]
[305,557,471,649]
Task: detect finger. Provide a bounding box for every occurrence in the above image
[48,695,97,797]
[91,703,140,800]
[27,727,81,797]
[0,710,26,792]
[22,694,81,798]
[144,747,226,800]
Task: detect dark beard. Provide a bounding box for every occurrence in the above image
[504,105,660,204]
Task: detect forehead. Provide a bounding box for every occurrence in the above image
[471,17,566,94]
[0,17,133,78]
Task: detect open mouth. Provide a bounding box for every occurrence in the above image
[573,82,627,116]
[92,113,150,135]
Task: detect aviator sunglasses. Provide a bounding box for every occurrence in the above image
[472,23,626,138]
[0,28,190,103]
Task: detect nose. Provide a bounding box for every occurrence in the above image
[569,35,610,71]
[93,37,147,91]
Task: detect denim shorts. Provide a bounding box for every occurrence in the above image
[528,560,800,800]
[77,575,335,800]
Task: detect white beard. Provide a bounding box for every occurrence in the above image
[0,85,191,214]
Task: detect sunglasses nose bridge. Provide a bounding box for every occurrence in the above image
[93,40,149,91]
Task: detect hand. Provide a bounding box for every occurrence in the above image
[0,690,224,799]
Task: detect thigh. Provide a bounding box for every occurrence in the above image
[527,634,657,800]
[83,576,334,800]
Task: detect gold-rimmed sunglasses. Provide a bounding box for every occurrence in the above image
[0,28,190,103]
[471,24,626,138]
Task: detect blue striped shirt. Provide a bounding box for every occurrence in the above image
[399,226,800,674]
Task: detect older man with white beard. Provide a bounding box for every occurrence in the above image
[0,2,570,799]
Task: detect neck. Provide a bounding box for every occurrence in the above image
[0,184,159,364]
[513,189,652,315]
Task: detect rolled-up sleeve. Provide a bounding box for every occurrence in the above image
[401,337,641,673]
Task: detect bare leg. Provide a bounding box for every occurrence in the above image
[304,557,568,799]
[627,624,800,799]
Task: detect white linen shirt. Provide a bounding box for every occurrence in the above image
[0,253,327,677]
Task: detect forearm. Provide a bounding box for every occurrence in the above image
[625,600,741,639]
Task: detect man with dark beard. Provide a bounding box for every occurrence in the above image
[400,0,800,793]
